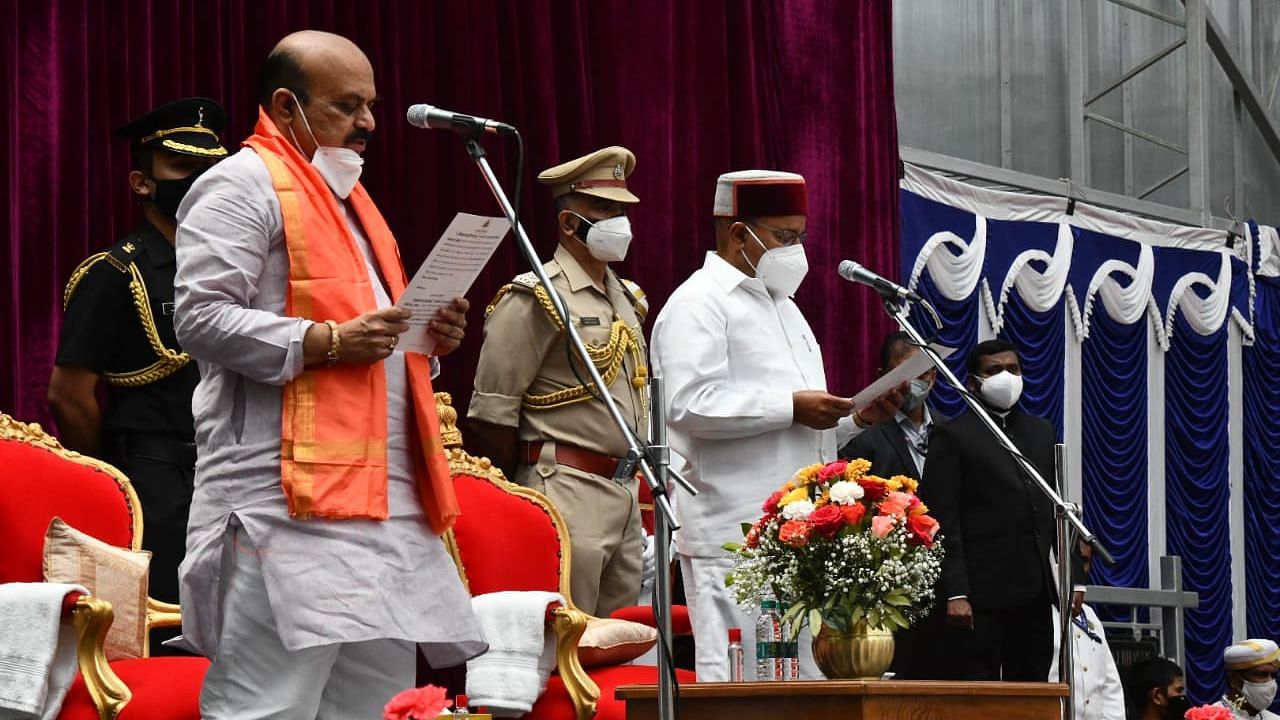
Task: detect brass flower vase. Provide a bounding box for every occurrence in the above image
[811,620,895,679]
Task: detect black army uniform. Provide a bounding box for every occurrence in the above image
[52,99,227,639]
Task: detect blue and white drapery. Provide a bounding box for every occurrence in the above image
[899,165,1270,704]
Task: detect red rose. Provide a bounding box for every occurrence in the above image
[762,490,784,516]
[906,514,940,547]
[818,461,848,482]
[778,520,814,548]
[859,478,889,502]
[745,522,763,548]
[384,685,451,720]
[810,505,845,538]
[840,503,867,527]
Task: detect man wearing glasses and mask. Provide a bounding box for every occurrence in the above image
[840,330,948,678]
[652,170,899,680]
[469,146,650,617]
[49,98,227,650]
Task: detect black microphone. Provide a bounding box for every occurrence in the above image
[837,260,924,303]
[405,104,517,137]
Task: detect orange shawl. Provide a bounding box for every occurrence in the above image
[244,108,458,533]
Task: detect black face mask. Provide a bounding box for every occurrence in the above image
[149,166,208,219]
[1164,693,1191,720]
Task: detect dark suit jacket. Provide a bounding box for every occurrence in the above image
[918,408,1059,611]
[839,409,949,481]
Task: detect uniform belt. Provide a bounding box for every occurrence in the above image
[521,441,625,479]
[116,434,197,469]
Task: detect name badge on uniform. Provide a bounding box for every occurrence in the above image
[162,302,176,316]
[579,316,601,327]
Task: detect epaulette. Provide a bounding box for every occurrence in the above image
[105,239,144,274]
[62,251,116,310]
[620,278,649,324]
[485,272,541,318]
[511,271,540,290]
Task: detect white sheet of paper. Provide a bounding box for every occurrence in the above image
[848,344,956,411]
[395,213,510,354]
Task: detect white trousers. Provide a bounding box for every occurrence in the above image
[679,554,818,681]
[200,524,416,719]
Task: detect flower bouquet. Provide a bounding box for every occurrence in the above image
[725,458,944,676]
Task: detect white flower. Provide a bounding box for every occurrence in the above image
[828,480,865,505]
[781,499,816,520]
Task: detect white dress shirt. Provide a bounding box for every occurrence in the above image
[1049,604,1125,720]
[897,406,934,477]
[171,147,483,663]
[651,251,856,558]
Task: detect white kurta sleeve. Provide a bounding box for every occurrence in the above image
[174,162,310,386]
[654,291,793,440]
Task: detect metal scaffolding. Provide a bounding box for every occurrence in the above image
[896,0,1280,231]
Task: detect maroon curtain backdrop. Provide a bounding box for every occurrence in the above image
[2,0,898,438]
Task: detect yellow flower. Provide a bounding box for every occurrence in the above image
[816,489,831,507]
[783,481,796,492]
[879,474,902,491]
[892,475,919,494]
[844,458,872,480]
[794,463,824,486]
[779,486,810,507]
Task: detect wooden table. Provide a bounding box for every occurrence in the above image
[616,680,1068,720]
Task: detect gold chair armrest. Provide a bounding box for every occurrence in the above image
[72,596,132,720]
[145,596,182,630]
[550,606,598,720]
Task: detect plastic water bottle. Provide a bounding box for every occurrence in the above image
[727,627,745,681]
[779,603,800,681]
[755,599,782,680]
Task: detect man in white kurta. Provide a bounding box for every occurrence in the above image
[172,31,484,719]
[651,170,891,681]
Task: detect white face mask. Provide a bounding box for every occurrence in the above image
[902,377,932,413]
[743,226,808,297]
[1242,678,1278,712]
[572,212,633,262]
[976,370,1023,410]
[287,93,364,199]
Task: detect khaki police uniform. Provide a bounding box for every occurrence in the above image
[469,147,649,616]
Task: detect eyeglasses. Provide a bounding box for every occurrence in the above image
[748,220,807,246]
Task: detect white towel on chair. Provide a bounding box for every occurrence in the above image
[0,582,89,720]
[465,590,564,717]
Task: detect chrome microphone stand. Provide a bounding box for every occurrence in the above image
[876,292,1110,717]
[459,132,693,720]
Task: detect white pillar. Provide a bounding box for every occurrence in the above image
[1064,316,1083,506]
[1147,322,1167,593]
[1228,323,1246,641]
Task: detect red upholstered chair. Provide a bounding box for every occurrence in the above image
[436,394,695,720]
[0,413,207,720]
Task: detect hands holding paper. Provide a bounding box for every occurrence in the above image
[304,297,470,366]
[424,296,469,356]
[792,386,904,430]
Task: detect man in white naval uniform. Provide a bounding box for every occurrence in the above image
[652,170,897,681]
[173,31,484,718]
[1049,603,1124,720]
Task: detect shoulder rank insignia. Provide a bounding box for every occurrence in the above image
[104,240,143,274]
[620,278,649,324]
